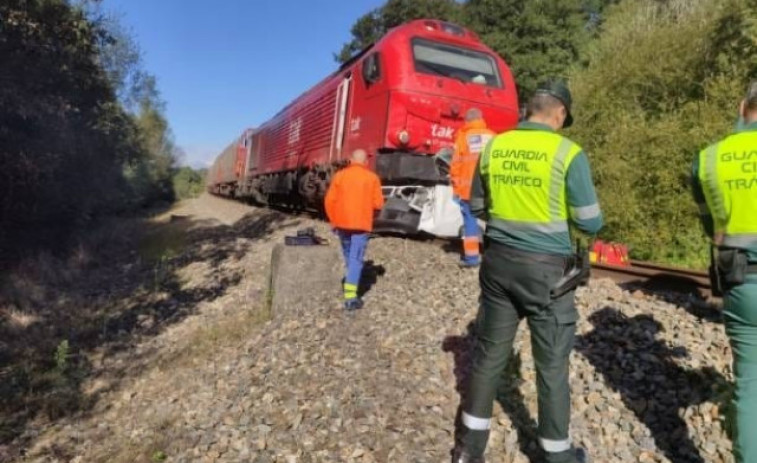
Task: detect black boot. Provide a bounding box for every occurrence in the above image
[452,448,485,463]
[545,447,590,463]
[575,447,590,463]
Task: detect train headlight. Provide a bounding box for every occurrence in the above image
[397,130,410,145]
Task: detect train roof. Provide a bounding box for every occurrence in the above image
[265,19,487,124]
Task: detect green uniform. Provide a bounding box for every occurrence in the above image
[692,121,757,463]
[462,122,602,462]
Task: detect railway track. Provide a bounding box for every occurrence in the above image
[591,260,712,298]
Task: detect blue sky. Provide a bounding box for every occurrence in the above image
[105,0,385,167]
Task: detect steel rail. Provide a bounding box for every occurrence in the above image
[591,260,711,297]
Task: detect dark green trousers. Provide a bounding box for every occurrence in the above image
[723,277,757,463]
[462,242,579,462]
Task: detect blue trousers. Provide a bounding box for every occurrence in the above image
[336,230,369,300]
[459,199,481,265]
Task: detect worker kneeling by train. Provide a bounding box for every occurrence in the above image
[693,81,757,463]
[454,80,602,463]
[324,150,385,311]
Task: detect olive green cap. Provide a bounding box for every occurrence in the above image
[534,79,574,128]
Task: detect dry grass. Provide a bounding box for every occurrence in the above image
[159,302,271,371]
[92,413,178,463]
[81,303,271,463]
[0,215,184,451]
[138,222,187,264]
[1,196,278,461]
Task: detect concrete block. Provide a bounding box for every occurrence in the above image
[269,243,341,314]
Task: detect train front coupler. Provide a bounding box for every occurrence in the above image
[372,151,462,237]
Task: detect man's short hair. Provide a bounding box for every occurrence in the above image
[351,149,368,163]
[465,108,483,122]
[525,93,564,120]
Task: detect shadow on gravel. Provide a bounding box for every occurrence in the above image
[0,207,298,458]
[443,322,541,463]
[617,278,722,324]
[576,307,731,463]
[358,260,386,298]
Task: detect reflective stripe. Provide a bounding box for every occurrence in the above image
[462,412,491,430]
[479,138,494,174]
[703,144,726,229]
[539,437,572,453]
[463,237,480,256]
[549,138,574,221]
[570,203,601,220]
[723,234,757,248]
[490,217,569,234]
[343,283,358,299]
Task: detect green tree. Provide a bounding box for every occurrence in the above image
[173,166,206,200]
[0,0,178,257]
[129,77,178,205]
[336,0,461,63]
[462,0,607,98]
[338,0,617,99]
[567,0,757,267]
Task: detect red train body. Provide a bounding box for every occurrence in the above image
[208,19,520,234]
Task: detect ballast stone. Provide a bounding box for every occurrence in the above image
[268,243,341,314]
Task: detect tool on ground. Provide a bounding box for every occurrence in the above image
[284,227,324,246]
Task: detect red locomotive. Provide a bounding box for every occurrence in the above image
[207,19,519,235]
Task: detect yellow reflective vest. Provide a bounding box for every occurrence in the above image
[481,129,583,234]
[698,129,757,248]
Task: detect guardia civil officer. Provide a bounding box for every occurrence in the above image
[453,81,603,463]
[450,108,495,267]
[324,149,385,310]
[692,81,757,463]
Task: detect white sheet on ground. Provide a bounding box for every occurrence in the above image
[418,185,463,237]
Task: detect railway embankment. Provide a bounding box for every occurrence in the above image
[6,194,734,463]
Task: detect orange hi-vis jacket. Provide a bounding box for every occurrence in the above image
[450,119,495,200]
[324,163,385,232]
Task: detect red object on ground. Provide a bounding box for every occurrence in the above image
[207,19,520,233]
[590,240,630,266]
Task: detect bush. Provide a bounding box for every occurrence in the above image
[172,167,206,200]
[567,0,757,267]
[0,0,177,259]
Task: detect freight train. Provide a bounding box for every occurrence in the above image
[207,19,520,236]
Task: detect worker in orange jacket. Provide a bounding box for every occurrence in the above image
[324,149,385,310]
[450,108,495,267]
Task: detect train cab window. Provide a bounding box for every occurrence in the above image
[362,53,381,86]
[411,38,501,88]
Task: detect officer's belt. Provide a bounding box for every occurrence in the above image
[486,241,568,267]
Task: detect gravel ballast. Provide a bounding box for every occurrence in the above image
[20,195,734,463]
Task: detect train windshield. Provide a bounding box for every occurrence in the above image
[412,38,501,88]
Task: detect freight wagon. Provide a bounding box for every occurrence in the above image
[207,19,520,236]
